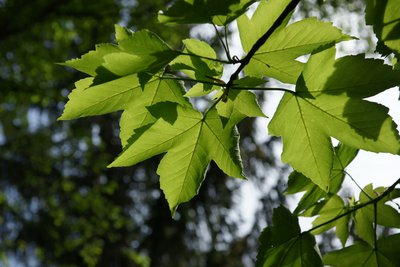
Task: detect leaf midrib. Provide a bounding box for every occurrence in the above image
[254,40,337,57]
[73,75,158,116]
[176,120,204,204]
[294,96,326,184]
[115,118,202,166]
[299,95,394,148]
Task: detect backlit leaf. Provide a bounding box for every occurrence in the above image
[171,38,223,94]
[256,206,322,267]
[217,90,266,127]
[269,47,400,190]
[237,0,292,52]
[366,0,400,59]
[240,16,352,84]
[286,143,358,215]
[354,184,400,245]
[323,234,400,267]
[109,102,244,214]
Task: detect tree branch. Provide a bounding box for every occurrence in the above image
[224,0,301,93]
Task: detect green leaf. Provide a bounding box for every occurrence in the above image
[232,76,266,88]
[112,29,178,75]
[286,143,358,215]
[158,0,256,25]
[119,76,191,146]
[269,47,400,190]
[63,43,120,76]
[242,17,352,84]
[299,47,400,98]
[354,184,400,245]
[256,206,322,267]
[59,74,140,120]
[216,90,266,127]
[366,0,400,59]
[172,39,223,76]
[114,24,134,43]
[64,26,178,80]
[59,73,192,147]
[323,234,400,267]
[237,0,292,53]
[60,26,189,147]
[310,195,348,241]
[171,38,223,95]
[109,102,244,214]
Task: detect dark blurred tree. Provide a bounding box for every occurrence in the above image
[0,1,285,266]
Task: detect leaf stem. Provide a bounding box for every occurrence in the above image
[224,24,232,61]
[305,178,400,234]
[203,94,224,117]
[231,86,295,94]
[344,170,373,201]
[212,23,232,62]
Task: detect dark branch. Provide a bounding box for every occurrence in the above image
[224,0,301,92]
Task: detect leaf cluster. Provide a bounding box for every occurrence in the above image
[59,0,400,265]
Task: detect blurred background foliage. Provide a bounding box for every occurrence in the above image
[0,0,364,266]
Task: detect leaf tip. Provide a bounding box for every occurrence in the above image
[170,206,178,218]
[107,162,115,168]
[57,111,70,121]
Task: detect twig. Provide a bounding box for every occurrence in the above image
[212,23,232,61]
[306,178,400,234]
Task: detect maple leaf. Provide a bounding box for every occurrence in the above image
[323,234,400,267]
[269,47,400,190]
[353,184,400,245]
[109,102,245,214]
[366,0,400,59]
[256,206,323,267]
[238,0,353,84]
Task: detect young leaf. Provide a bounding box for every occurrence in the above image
[269,47,400,190]
[241,16,352,84]
[256,206,322,267]
[171,38,223,95]
[216,90,266,127]
[158,0,256,25]
[109,102,244,214]
[309,195,349,245]
[323,234,400,267]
